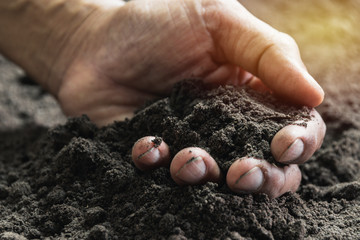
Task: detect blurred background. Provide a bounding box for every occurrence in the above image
[240,0,360,86]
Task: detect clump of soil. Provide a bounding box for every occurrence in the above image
[131,80,311,170]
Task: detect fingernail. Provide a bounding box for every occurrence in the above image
[279,139,304,163]
[137,147,160,164]
[234,167,264,193]
[176,157,206,184]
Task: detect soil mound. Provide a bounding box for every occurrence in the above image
[1,0,360,238]
[131,80,311,170]
[1,75,359,239]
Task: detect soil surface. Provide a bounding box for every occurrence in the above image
[1,0,360,239]
[131,80,311,170]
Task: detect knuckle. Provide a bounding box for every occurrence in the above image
[200,0,241,31]
[272,174,285,191]
[264,169,285,197]
[200,0,226,29]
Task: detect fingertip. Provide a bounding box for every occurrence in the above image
[271,125,305,163]
[131,136,170,171]
[226,157,265,193]
[253,34,324,107]
[279,138,305,164]
[301,71,325,107]
[315,85,325,107]
[271,109,326,164]
[266,66,324,108]
[247,76,272,94]
[283,164,302,193]
[227,157,301,198]
[260,164,301,198]
[170,147,221,185]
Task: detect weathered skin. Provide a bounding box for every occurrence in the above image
[0,0,326,198]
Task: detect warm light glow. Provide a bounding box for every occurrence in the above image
[239,0,360,85]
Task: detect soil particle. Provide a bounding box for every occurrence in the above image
[151,136,163,148]
[86,225,111,240]
[0,232,27,240]
[9,181,31,199]
[0,184,9,199]
[85,207,107,227]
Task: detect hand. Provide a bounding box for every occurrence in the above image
[56,0,324,125]
[52,0,326,198]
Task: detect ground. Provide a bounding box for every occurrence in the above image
[0,0,359,239]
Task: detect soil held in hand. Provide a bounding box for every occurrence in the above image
[131,80,311,171]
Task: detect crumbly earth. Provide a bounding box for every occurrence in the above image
[131,79,311,171]
[1,0,360,239]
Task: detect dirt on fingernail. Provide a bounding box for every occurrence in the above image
[152,136,163,148]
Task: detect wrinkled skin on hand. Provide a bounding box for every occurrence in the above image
[55,0,326,198]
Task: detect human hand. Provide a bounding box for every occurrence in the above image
[52,0,325,198]
[56,0,324,124]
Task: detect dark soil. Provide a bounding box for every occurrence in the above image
[1,0,360,239]
[131,79,311,171]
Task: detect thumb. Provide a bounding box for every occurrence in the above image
[203,0,324,107]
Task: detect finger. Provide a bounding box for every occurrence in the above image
[237,67,255,85]
[131,136,170,171]
[84,0,126,8]
[78,105,137,127]
[204,65,263,89]
[271,109,326,164]
[226,157,301,198]
[203,63,271,93]
[204,64,239,86]
[202,0,324,107]
[170,147,221,185]
[247,76,272,94]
